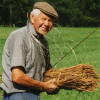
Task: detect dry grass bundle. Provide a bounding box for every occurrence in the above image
[44,64,99,91]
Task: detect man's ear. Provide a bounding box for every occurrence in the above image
[30,14,34,24]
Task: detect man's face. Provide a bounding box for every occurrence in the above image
[31,12,54,35]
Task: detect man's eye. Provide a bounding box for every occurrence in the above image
[42,18,46,20]
[49,20,53,22]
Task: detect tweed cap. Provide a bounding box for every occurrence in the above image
[34,2,58,18]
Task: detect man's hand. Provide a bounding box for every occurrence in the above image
[12,66,59,94]
[42,79,60,94]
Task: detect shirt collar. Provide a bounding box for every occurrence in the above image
[28,22,40,39]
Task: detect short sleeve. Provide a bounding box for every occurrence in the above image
[9,31,26,69]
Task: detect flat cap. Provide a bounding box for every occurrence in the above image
[34,2,58,18]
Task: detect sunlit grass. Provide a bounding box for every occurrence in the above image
[45,27,100,69]
[0,26,100,100]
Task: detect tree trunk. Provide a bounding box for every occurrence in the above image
[9,6,12,27]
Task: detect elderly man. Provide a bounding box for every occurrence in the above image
[0,2,58,100]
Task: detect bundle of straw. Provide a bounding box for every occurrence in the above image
[44,64,99,91]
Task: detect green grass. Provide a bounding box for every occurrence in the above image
[46,27,100,69]
[0,27,19,74]
[0,26,100,100]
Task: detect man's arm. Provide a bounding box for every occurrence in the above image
[11,66,57,93]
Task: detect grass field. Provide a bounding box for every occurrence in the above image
[0,26,100,100]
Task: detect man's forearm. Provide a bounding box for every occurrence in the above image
[12,66,57,93]
[12,67,45,91]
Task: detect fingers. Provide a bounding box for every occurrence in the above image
[52,79,56,84]
[46,84,60,95]
[43,78,59,93]
[47,79,56,84]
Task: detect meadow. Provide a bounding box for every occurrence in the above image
[0,26,100,100]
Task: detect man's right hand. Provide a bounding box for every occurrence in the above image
[42,79,59,94]
[12,66,59,94]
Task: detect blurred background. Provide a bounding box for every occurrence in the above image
[0,0,100,27]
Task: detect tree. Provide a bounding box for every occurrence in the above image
[0,0,100,27]
[49,0,100,27]
[0,0,35,27]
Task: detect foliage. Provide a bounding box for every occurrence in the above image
[48,0,100,27]
[0,0,35,27]
[0,0,100,27]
